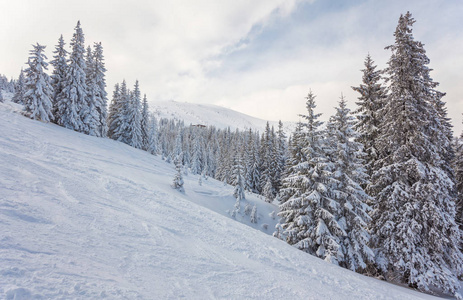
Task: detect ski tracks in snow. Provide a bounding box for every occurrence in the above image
[0,104,438,299]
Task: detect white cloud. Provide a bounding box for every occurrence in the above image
[1,0,462,133]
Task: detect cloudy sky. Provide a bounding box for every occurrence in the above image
[2,0,463,133]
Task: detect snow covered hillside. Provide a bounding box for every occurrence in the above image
[152,100,296,133]
[0,100,436,299]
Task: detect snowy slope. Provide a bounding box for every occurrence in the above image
[0,101,437,299]
[152,100,296,134]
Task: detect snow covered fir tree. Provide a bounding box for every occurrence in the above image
[23,43,54,122]
[277,91,343,263]
[2,11,463,299]
[172,153,185,193]
[55,21,88,131]
[351,54,386,181]
[368,12,463,296]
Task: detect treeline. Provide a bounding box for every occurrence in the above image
[147,117,287,203]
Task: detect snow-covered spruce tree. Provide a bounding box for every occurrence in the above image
[262,178,274,203]
[0,75,9,91]
[243,129,253,191]
[201,143,208,176]
[50,35,68,120]
[351,54,386,180]
[260,122,278,197]
[230,197,240,218]
[107,83,121,139]
[23,43,54,122]
[244,203,252,216]
[245,130,261,193]
[278,122,307,205]
[277,90,341,264]
[330,95,374,273]
[370,12,463,296]
[182,130,191,169]
[146,112,159,155]
[269,130,280,197]
[276,125,307,240]
[215,129,232,183]
[250,205,258,223]
[82,45,99,136]
[126,80,143,148]
[0,89,3,103]
[427,89,456,188]
[111,80,130,143]
[190,133,202,175]
[205,143,216,178]
[275,120,287,192]
[12,69,26,104]
[232,151,246,201]
[141,94,150,150]
[92,42,108,137]
[172,127,184,164]
[455,136,463,224]
[172,153,185,193]
[56,21,86,131]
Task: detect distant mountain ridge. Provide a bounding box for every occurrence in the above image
[151,100,296,134]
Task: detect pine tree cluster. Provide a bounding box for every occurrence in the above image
[10,22,108,134]
[276,12,463,298]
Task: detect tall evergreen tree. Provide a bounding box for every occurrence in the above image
[115,80,131,143]
[262,178,274,203]
[23,43,54,122]
[278,91,341,264]
[127,80,143,148]
[50,35,68,120]
[82,45,99,136]
[107,83,121,139]
[147,113,159,155]
[172,153,185,193]
[190,133,202,175]
[330,96,374,272]
[370,12,463,295]
[454,134,463,226]
[141,94,150,150]
[171,127,184,164]
[92,42,108,137]
[260,122,278,197]
[277,122,306,205]
[56,21,87,131]
[351,54,386,179]
[275,120,287,193]
[250,132,262,193]
[12,69,26,104]
[233,150,246,201]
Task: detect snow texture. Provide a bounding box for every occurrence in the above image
[0,99,438,299]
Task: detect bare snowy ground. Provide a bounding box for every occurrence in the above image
[0,99,438,299]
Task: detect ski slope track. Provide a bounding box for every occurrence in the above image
[0,99,437,299]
